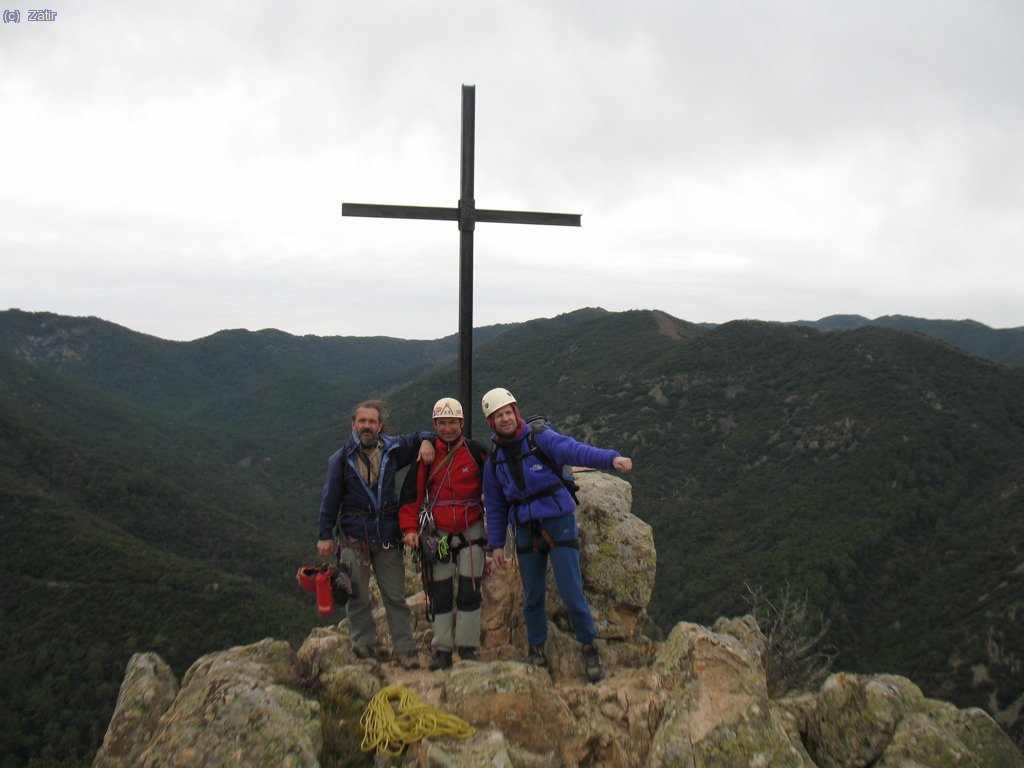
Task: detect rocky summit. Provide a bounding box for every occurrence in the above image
[93,472,1023,767]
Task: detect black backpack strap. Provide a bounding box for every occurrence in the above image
[526,431,580,505]
[398,454,421,508]
[508,481,564,506]
[490,440,527,492]
[467,439,488,474]
[331,445,352,534]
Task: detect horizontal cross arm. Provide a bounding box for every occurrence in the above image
[476,208,581,227]
[342,202,581,227]
[342,203,458,222]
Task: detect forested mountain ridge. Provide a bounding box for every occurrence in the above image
[795,313,1024,367]
[0,411,316,766]
[1,306,1023,765]
[388,309,1024,744]
[0,308,585,766]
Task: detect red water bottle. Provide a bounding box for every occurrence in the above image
[315,567,335,616]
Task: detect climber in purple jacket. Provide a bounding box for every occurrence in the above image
[481,387,633,683]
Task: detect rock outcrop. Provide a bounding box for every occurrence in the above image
[94,472,1024,767]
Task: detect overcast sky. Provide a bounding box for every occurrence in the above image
[2,1,1022,341]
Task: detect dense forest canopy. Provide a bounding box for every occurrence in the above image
[2,307,1022,765]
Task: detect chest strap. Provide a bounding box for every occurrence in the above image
[508,481,563,507]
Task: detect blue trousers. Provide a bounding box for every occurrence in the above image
[515,513,596,647]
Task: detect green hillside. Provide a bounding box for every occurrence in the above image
[0,309,511,766]
[1,306,1023,763]
[390,309,1024,738]
[626,320,1024,713]
[795,313,1024,367]
[0,413,329,768]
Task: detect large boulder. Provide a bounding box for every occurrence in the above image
[93,653,178,768]
[648,618,814,767]
[94,638,322,768]
[445,661,581,765]
[807,673,925,768]
[801,672,1024,768]
[576,470,656,638]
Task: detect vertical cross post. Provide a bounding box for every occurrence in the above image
[342,85,580,436]
[458,85,475,430]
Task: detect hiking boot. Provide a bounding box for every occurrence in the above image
[582,642,603,683]
[429,649,453,670]
[457,646,478,662]
[396,651,420,670]
[525,644,548,667]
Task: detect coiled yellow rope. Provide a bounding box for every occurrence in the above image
[359,685,475,756]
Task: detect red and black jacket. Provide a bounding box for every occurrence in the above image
[398,437,487,535]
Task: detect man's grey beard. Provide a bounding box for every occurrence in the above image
[358,432,378,449]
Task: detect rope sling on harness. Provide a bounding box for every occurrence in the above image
[415,441,486,620]
[360,685,475,756]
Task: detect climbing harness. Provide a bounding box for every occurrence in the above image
[359,685,474,756]
[516,519,580,555]
[412,443,486,621]
[414,489,443,620]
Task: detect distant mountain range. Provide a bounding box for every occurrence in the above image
[1,307,1022,764]
[793,313,1024,368]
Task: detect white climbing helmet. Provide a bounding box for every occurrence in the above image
[432,397,464,420]
[481,387,517,418]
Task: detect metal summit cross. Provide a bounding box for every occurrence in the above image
[342,84,580,436]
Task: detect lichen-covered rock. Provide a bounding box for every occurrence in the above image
[648,620,814,767]
[557,670,668,768]
[649,698,815,768]
[296,621,381,702]
[653,621,768,730]
[877,699,1024,768]
[410,728,516,767]
[136,638,321,768]
[480,547,526,659]
[574,471,655,640]
[875,709,977,767]
[297,623,356,684]
[776,691,818,735]
[444,660,581,764]
[713,614,768,661]
[93,652,178,768]
[937,704,1024,768]
[783,673,1024,768]
[807,673,925,768]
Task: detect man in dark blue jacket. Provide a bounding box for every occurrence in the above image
[317,399,434,668]
[481,387,633,683]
